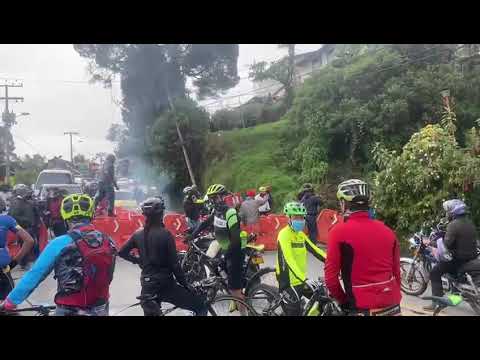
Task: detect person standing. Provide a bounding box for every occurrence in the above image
[255,187,271,216]
[325,179,402,316]
[239,190,266,236]
[297,184,323,244]
[94,154,119,217]
[183,185,204,231]
[44,188,68,237]
[118,197,207,316]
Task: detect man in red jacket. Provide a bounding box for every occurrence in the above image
[325,179,402,316]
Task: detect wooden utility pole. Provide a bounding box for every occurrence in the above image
[1,82,24,185]
[166,93,197,187]
[64,131,80,165]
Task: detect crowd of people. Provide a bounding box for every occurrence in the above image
[0,169,478,316]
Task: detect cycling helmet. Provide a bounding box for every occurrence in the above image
[140,197,165,217]
[301,183,314,191]
[443,199,467,219]
[284,201,307,217]
[337,179,370,204]
[183,186,193,195]
[259,186,267,193]
[206,184,227,198]
[13,184,30,198]
[61,193,94,221]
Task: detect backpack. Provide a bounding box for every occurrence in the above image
[54,226,117,308]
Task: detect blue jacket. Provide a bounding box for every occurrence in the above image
[7,221,90,306]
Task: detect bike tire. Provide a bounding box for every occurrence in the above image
[246,283,282,316]
[207,295,257,316]
[245,267,277,296]
[400,260,428,296]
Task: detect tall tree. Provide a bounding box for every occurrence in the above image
[249,44,297,107]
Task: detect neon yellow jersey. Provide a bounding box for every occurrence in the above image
[275,225,326,289]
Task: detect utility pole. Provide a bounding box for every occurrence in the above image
[64,131,79,165]
[163,64,197,187]
[1,81,24,186]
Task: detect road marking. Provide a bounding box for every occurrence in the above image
[275,218,280,230]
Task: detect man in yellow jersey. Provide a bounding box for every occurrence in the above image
[276,201,326,316]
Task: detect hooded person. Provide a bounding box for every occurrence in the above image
[94,154,119,217]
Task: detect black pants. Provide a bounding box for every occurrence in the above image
[430,259,470,297]
[306,215,318,244]
[140,279,208,316]
[94,183,115,215]
[0,271,14,301]
[51,220,68,237]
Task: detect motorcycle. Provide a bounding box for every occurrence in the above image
[400,220,480,315]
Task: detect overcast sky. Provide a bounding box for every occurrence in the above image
[0,44,322,160]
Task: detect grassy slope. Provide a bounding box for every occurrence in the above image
[202,120,298,212]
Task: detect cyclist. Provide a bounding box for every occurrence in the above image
[255,187,271,216]
[424,199,479,312]
[118,197,207,316]
[325,179,402,316]
[0,194,117,316]
[0,198,35,300]
[9,184,39,268]
[183,185,204,231]
[276,201,326,316]
[191,184,245,302]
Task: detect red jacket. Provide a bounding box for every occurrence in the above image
[325,211,401,310]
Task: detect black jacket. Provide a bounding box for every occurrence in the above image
[444,215,479,261]
[118,224,187,287]
[183,194,202,221]
[298,191,323,216]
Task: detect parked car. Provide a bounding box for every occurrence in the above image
[34,169,74,196]
[38,184,83,201]
[114,190,138,210]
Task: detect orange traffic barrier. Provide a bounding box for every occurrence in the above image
[317,209,344,245]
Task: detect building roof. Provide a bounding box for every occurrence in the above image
[295,44,336,67]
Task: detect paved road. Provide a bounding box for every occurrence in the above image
[11,251,477,316]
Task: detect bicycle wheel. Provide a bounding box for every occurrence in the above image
[246,284,282,316]
[245,267,277,296]
[207,295,257,316]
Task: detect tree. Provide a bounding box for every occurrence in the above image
[147,98,209,186]
[74,44,240,180]
[372,99,480,236]
[249,44,297,108]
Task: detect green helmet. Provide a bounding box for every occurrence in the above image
[284,201,307,217]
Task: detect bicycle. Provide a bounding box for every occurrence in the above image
[247,278,342,316]
[0,304,56,316]
[113,276,257,316]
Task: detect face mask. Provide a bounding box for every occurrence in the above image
[291,219,305,232]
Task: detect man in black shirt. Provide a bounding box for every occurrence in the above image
[297,183,323,244]
[94,154,119,217]
[118,197,207,316]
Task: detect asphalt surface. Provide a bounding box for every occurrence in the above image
[10,252,478,316]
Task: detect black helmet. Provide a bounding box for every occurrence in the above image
[106,154,116,162]
[13,184,31,198]
[140,197,165,217]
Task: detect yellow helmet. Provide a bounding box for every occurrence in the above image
[61,193,94,221]
[206,184,227,198]
[259,186,267,192]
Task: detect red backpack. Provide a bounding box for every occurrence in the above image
[54,225,117,308]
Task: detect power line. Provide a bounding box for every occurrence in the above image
[12,134,42,153]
